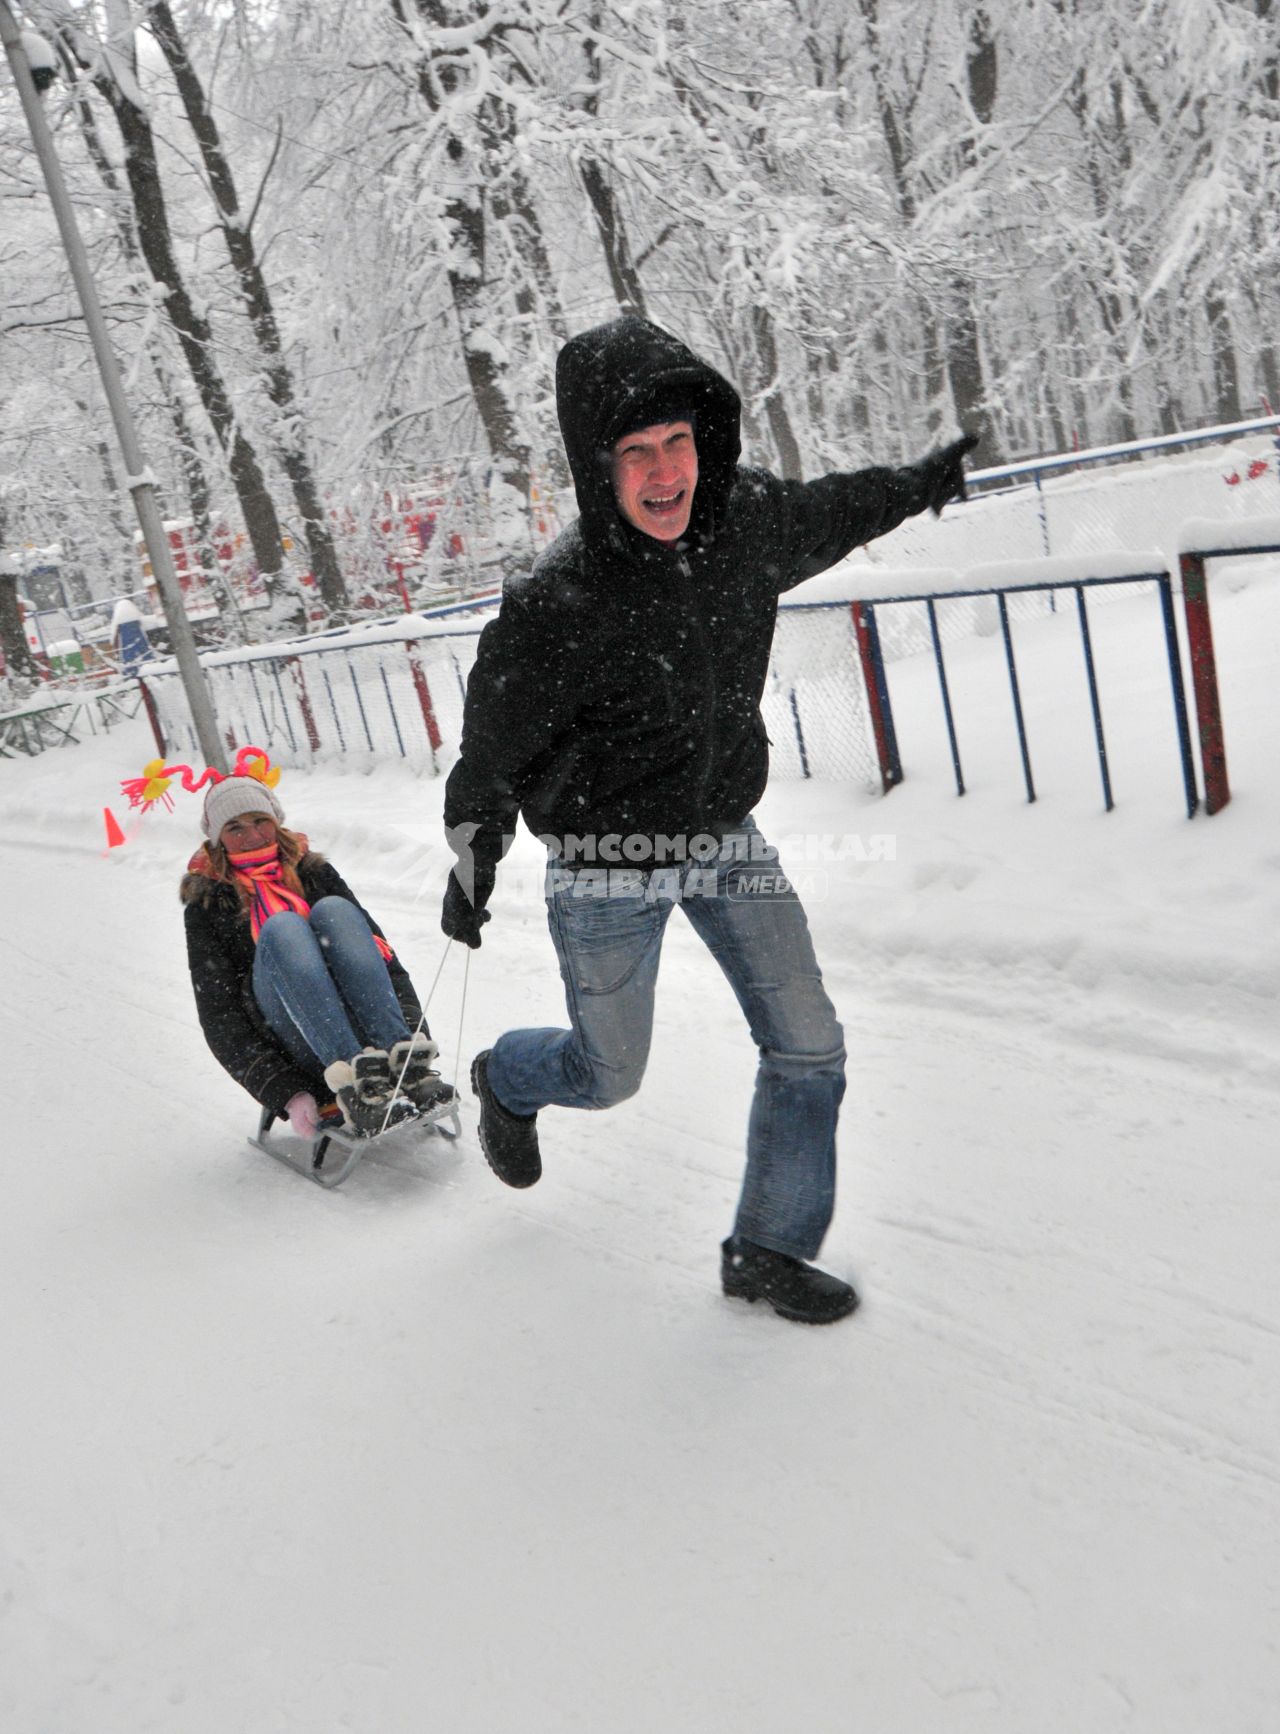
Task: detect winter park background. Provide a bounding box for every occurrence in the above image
[3,4,1280,1732]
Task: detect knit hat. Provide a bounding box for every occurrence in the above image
[202,774,286,842]
[605,390,697,449]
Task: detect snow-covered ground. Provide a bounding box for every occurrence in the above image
[2,558,1278,1732]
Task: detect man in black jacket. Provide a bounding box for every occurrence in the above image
[442,315,975,1323]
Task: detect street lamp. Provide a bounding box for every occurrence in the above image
[0,3,227,771]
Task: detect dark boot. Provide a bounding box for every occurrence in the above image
[721,1236,859,1325]
[325,1056,418,1138]
[471,1050,541,1188]
[389,1033,457,1113]
[353,1047,394,1107]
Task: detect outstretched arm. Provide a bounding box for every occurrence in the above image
[764,432,980,589]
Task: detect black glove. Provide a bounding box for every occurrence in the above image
[913,431,980,516]
[441,864,494,949]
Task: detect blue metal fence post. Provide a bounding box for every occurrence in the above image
[348,662,375,751]
[787,688,811,778]
[1156,574,1199,819]
[321,663,346,750]
[247,660,273,743]
[926,598,965,796]
[998,593,1036,803]
[269,661,299,753]
[1034,468,1050,558]
[380,664,407,758]
[1073,585,1113,812]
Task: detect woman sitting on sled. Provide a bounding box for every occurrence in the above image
[180,770,453,1139]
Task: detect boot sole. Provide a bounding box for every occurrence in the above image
[722,1275,860,1325]
[340,1099,421,1139]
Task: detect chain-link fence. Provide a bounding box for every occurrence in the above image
[765,603,878,786]
[145,626,484,773]
[856,426,1280,583]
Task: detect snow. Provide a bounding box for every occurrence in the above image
[1177,515,1280,556]
[108,598,143,629]
[2,558,1280,1731]
[966,413,1280,484]
[787,549,1170,608]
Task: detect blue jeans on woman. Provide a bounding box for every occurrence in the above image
[253,896,410,1072]
[485,817,846,1261]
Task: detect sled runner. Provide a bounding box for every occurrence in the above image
[250,1092,462,1189]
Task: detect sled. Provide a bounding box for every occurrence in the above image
[250,1091,462,1189]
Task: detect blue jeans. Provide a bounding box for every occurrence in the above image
[486,818,846,1260]
[252,897,410,1072]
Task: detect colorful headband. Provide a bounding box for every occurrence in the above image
[120,745,281,814]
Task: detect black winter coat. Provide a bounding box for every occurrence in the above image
[445,316,935,871]
[181,855,421,1115]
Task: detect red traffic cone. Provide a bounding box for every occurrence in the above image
[103,807,127,849]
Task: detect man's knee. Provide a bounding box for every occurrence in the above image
[564,1046,646,1109]
[761,1039,846,1084]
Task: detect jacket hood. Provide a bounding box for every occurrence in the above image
[554,316,742,565]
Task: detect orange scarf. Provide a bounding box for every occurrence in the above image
[220,841,393,960]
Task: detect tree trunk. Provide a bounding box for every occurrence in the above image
[478,95,570,491]
[68,63,231,618]
[948,8,996,455]
[750,304,804,479]
[477,92,569,346]
[579,159,647,318]
[578,19,647,318]
[106,93,297,619]
[145,1,346,618]
[0,573,41,686]
[1205,289,1243,424]
[857,0,949,440]
[393,0,534,503]
[1062,62,1138,442]
[89,436,139,593]
[0,511,42,691]
[443,168,531,499]
[56,27,300,627]
[945,293,991,452]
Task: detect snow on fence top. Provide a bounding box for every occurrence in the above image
[787,548,1169,608]
[1176,515,1280,556]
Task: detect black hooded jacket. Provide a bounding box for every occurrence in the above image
[445,317,933,871]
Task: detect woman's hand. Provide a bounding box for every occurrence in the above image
[285,1091,321,1140]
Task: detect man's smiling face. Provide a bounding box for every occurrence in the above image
[610,420,698,543]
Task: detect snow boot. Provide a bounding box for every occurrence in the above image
[470,1050,541,1188]
[721,1236,860,1325]
[389,1033,457,1113]
[324,1055,418,1139]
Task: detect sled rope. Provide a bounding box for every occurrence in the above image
[378,933,458,1138]
[451,946,471,1095]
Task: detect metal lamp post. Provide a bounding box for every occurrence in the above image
[0,3,227,771]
